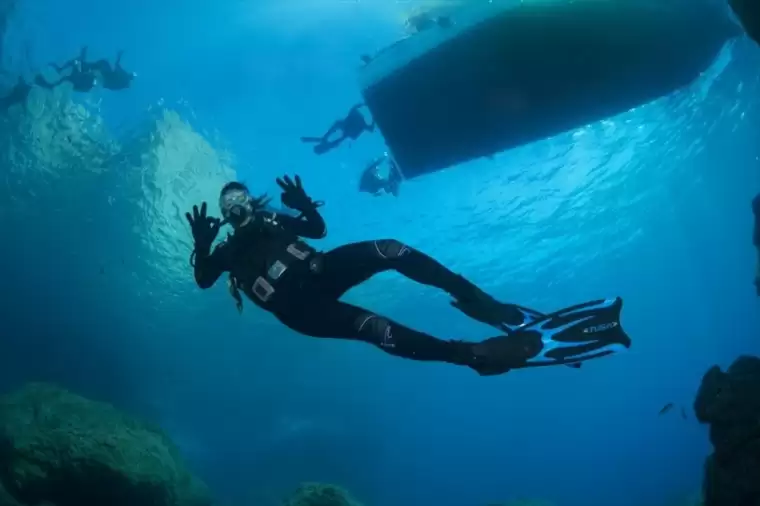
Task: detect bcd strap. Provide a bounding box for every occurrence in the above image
[251,242,313,303]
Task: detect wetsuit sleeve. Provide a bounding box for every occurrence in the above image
[194,241,231,289]
[276,209,327,240]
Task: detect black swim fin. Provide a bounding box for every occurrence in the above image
[472,298,630,373]
[313,142,331,155]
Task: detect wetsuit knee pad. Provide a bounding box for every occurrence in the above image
[354,313,395,349]
[373,239,410,259]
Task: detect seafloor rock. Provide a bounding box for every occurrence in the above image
[0,383,211,506]
[0,480,21,506]
[282,483,363,506]
[694,355,760,506]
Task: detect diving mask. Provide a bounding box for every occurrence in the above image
[219,189,254,227]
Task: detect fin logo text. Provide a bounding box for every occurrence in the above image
[582,322,618,334]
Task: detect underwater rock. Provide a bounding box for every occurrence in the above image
[694,356,760,506]
[694,355,760,449]
[0,480,22,506]
[0,383,211,506]
[282,482,363,506]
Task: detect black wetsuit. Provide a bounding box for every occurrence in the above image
[48,47,133,91]
[301,104,375,155]
[193,208,500,367]
[36,59,96,93]
[81,49,133,90]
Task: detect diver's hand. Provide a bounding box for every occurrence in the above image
[276,174,321,212]
[185,202,221,253]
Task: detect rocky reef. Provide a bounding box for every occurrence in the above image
[694,355,760,506]
[0,383,211,506]
[282,483,364,506]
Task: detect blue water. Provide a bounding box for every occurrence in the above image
[1,0,759,505]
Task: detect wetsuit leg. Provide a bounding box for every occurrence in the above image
[319,240,492,301]
[322,120,345,142]
[280,300,476,365]
[89,59,112,74]
[313,136,346,155]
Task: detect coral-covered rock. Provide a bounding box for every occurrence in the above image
[0,383,211,506]
[282,483,363,506]
[694,356,760,506]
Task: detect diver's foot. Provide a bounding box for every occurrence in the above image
[466,334,541,376]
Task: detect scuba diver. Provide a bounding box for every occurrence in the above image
[47,47,135,91]
[35,53,97,93]
[186,175,631,376]
[753,194,759,295]
[359,154,402,197]
[300,104,375,155]
[729,0,760,46]
[0,77,31,112]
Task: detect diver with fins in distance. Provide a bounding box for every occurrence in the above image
[187,175,631,376]
[359,152,402,197]
[35,49,98,93]
[301,104,375,155]
[47,47,136,91]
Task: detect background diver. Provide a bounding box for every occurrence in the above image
[35,55,97,93]
[359,153,402,197]
[753,194,759,295]
[47,46,135,91]
[186,175,631,376]
[300,104,375,155]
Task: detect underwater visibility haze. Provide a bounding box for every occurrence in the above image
[0,0,759,505]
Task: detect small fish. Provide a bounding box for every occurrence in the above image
[658,402,674,415]
[680,406,688,420]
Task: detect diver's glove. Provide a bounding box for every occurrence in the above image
[185,202,221,255]
[276,174,323,213]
